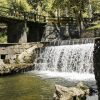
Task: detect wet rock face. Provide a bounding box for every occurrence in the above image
[94,38,100,100]
[0,63,34,75]
[17,43,43,63]
[53,82,89,100]
[0,43,43,75]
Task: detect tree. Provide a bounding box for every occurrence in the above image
[7,0,32,12]
[0,0,8,7]
[27,0,55,16]
[68,0,89,37]
[90,0,100,13]
[0,0,9,15]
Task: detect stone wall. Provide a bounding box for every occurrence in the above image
[42,23,70,42]
[41,22,95,42]
[0,43,38,63]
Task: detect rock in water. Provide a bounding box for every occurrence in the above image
[53,82,90,100]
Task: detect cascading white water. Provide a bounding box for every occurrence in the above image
[34,43,95,80]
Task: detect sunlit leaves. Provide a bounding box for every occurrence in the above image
[90,0,100,13]
[0,0,100,17]
[0,0,8,7]
[7,0,32,12]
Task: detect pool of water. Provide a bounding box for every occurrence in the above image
[0,71,98,100]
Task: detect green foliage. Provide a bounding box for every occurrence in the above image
[90,0,100,13]
[7,0,32,12]
[0,0,9,15]
[0,0,99,18]
[82,12,89,18]
[87,24,100,30]
[0,0,8,7]
[0,32,7,43]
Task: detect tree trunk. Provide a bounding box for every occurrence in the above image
[57,8,60,23]
[88,0,92,18]
[76,10,84,38]
[65,7,69,17]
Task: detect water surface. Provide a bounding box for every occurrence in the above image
[0,72,97,100]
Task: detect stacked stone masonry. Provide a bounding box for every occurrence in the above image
[0,43,37,63]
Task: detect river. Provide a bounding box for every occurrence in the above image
[0,71,97,100]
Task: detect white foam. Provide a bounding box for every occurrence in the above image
[32,71,95,81]
[34,43,94,81]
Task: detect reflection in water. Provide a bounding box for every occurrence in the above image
[0,73,97,100]
[0,73,54,100]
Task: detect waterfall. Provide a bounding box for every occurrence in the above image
[34,42,94,80]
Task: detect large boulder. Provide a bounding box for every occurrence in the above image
[53,82,90,100]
